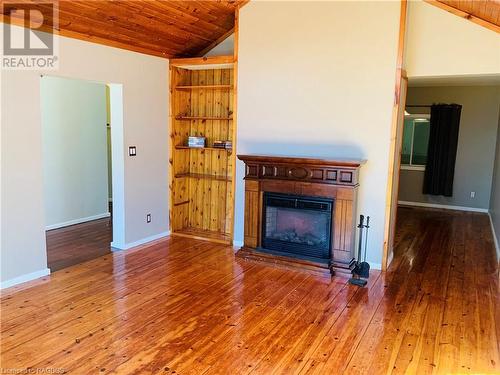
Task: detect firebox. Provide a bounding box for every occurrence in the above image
[261,192,333,262]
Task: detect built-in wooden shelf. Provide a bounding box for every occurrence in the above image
[175,116,233,121]
[175,85,233,90]
[172,227,232,245]
[175,145,231,152]
[174,172,231,182]
[170,61,235,245]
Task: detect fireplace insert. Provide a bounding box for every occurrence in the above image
[261,192,333,262]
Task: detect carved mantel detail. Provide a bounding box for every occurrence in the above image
[237,154,365,277]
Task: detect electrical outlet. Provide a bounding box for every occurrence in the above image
[470,191,476,198]
[146,214,151,223]
[129,146,137,156]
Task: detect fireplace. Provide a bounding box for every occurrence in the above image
[262,193,333,261]
[237,154,364,276]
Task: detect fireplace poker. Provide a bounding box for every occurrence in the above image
[349,215,368,287]
[357,216,370,279]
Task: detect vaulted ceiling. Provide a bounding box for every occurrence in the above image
[0,0,498,60]
[1,0,247,58]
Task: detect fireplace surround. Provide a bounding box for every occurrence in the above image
[237,154,364,276]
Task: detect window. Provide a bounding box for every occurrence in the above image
[401,115,430,170]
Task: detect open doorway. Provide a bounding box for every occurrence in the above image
[41,76,114,271]
[392,79,499,264]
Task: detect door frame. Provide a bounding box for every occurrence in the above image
[382,0,408,270]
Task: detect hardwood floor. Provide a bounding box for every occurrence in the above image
[46,217,112,271]
[1,207,498,374]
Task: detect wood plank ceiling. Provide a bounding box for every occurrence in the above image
[1,0,497,59]
[428,0,500,32]
[0,0,247,58]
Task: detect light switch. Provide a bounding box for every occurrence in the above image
[129,146,137,156]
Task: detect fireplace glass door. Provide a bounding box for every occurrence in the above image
[262,193,333,261]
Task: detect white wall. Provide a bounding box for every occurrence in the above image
[489,112,500,259]
[400,85,500,210]
[106,85,113,201]
[205,34,235,57]
[235,1,401,268]
[405,0,500,78]
[41,76,109,229]
[1,25,169,284]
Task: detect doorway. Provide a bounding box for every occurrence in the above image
[41,76,116,271]
[391,79,500,266]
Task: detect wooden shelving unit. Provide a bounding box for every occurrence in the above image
[175,116,233,121]
[169,55,236,245]
[175,84,233,90]
[174,172,232,182]
[175,145,232,152]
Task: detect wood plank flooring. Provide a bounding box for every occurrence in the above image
[1,207,498,374]
[46,217,112,271]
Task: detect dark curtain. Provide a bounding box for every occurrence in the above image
[423,104,462,197]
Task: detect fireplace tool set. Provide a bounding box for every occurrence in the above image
[349,215,370,287]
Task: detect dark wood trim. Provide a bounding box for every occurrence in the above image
[238,154,365,168]
[238,154,364,187]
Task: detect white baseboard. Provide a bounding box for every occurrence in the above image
[368,262,382,270]
[111,231,171,251]
[398,200,488,213]
[46,212,111,230]
[1,268,51,289]
[488,213,500,260]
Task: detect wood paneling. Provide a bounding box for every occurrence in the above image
[1,1,247,58]
[1,208,498,373]
[1,0,497,59]
[170,58,236,244]
[428,0,500,33]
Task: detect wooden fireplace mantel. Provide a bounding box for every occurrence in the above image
[237,154,365,277]
[238,154,364,186]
